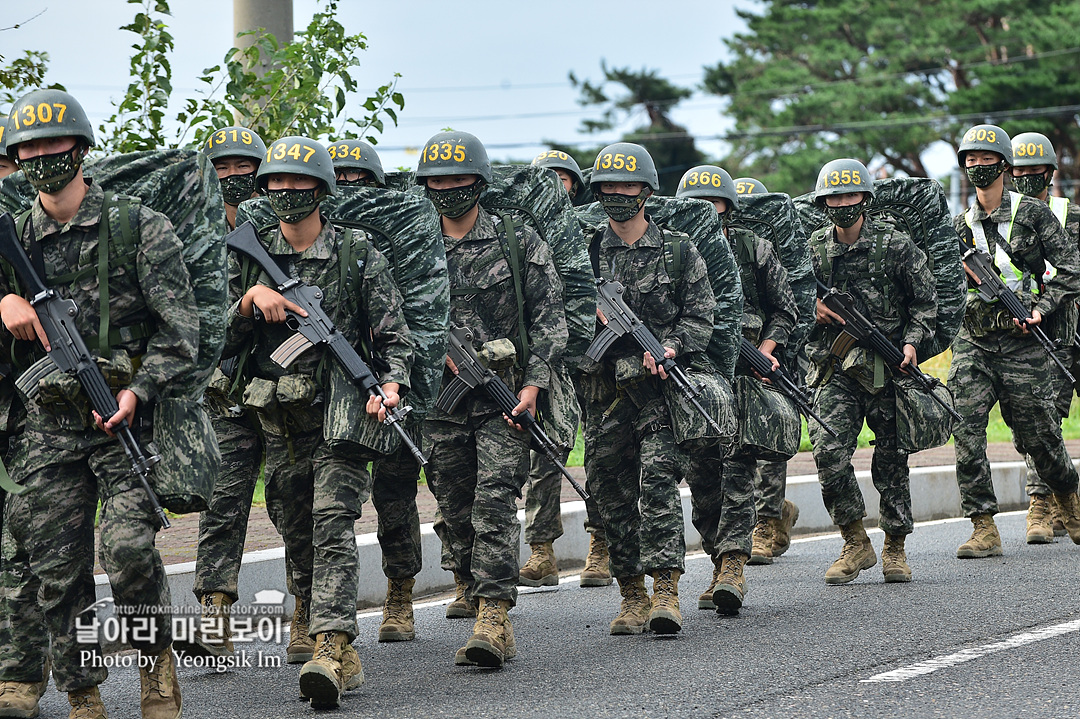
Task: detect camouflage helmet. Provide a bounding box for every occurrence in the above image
[328,138,386,185]
[813,158,875,205]
[1010,132,1057,170]
[0,115,8,159]
[4,89,95,157]
[532,149,584,190]
[201,126,266,164]
[734,177,768,195]
[257,136,337,196]
[676,165,739,211]
[956,124,1012,167]
[590,142,659,192]
[415,131,492,183]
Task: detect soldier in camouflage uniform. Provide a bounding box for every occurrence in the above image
[0,90,195,719]
[329,138,385,189]
[419,131,567,668]
[677,166,798,614]
[581,143,716,636]
[950,125,1080,556]
[807,158,937,585]
[225,136,413,707]
[1006,132,1080,544]
[517,149,611,589]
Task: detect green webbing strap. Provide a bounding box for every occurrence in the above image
[498,212,530,368]
[665,234,684,283]
[228,256,262,398]
[0,457,25,495]
[98,192,113,358]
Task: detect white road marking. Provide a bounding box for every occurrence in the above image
[862,618,1080,683]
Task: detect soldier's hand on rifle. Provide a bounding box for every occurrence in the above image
[816,298,845,326]
[757,339,780,382]
[643,347,676,380]
[445,354,459,375]
[239,285,308,323]
[366,383,400,423]
[0,293,51,351]
[506,385,539,432]
[962,261,982,286]
[93,389,138,437]
[596,307,609,325]
[899,343,919,372]
[1014,308,1041,333]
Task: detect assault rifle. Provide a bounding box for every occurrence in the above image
[739,338,838,438]
[587,277,725,435]
[225,222,427,467]
[436,326,588,501]
[0,213,170,529]
[960,246,1076,384]
[817,280,962,422]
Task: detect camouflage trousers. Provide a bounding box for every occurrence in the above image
[4,440,173,692]
[522,449,606,544]
[582,373,686,578]
[1023,346,1078,497]
[685,444,756,560]
[950,336,1079,516]
[424,407,530,606]
[0,491,47,684]
[263,427,375,640]
[809,371,913,536]
[755,459,788,519]
[371,438,423,579]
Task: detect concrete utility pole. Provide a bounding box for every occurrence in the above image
[233,0,293,53]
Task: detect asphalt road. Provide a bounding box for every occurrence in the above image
[37,511,1080,719]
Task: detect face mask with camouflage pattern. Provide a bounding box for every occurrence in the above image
[19,146,84,194]
[426,180,483,218]
[266,187,322,223]
[220,173,257,206]
[1012,173,1050,197]
[825,198,868,229]
[597,188,650,222]
[966,162,1006,189]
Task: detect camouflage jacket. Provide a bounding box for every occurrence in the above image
[225,220,413,391]
[808,218,937,366]
[437,206,567,400]
[0,180,198,449]
[727,224,798,348]
[953,189,1080,346]
[593,219,716,369]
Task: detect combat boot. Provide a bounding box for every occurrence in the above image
[0,681,41,718]
[139,647,181,719]
[609,575,651,635]
[463,598,516,668]
[712,552,749,615]
[445,573,478,619]
[299,631,363,709]
[378,577,416,642]
[956,514,1003,558]
[67,686,107,719]
[748,520,775,565]
[580,534,613,587]
[881,534,913,583]
[773,499,800,557]
[824,520,876,584]
[287,597,315,664]
[1025,495,1054,544]
[648,569,682,634]
[1051,503,1066,537]
[518,542,558,587]
[697,559,722,610]
[1051,491,1080,544]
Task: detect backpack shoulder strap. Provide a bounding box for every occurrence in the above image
[498,212,530,368]
[661,229,685,284]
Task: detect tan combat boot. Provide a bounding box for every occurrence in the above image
[67,686,107,719]
[445,573,478,619]
[697,559,722,610]
[1025,495,1054,544]
[299,631,363,709]
[773,499,800,557]
[378,577,416,642]
[1052,491,1080,544]
[648,569,682,634]
[956,514,1003,558]
[881,534,913,583]
[824,520,877,584]
[580,534,613,587]
[463,599,515,668]
[287,596,315,664]
[0,681,41,719]
[609,575,651,635]
[518,542,559,587]
[139,647,181,719]
[748,520,775,565]
[173,591,233,658]
[712,552,749,615]
[1051,502,1066,537]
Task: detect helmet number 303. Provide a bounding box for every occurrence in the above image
[10,102,68,129]
[594,152,637,172]
[963,127,997,143]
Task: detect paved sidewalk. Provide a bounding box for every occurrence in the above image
[115,439,1080,572]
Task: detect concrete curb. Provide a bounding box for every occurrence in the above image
[93,459,1062,612]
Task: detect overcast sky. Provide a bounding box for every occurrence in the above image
[3,0,749,171]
